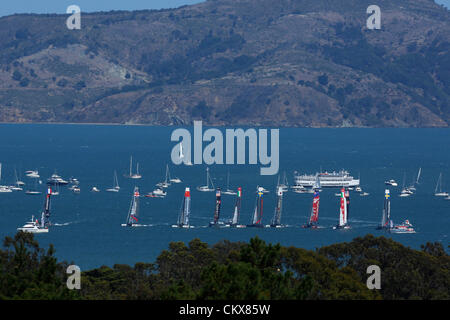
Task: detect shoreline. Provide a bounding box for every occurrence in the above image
[0,122,449,129]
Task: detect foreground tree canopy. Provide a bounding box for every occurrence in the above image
[0,232,448,300]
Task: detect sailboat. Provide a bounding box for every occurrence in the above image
[121,187,142,227]
[106,171,120,192]
[399,173,413,197]
[302,189,320,229]
[197,167,215,192]
[376,189,391,230]
[172,187,192,228]
[0,163,12,193]
[247,186,264,228]
[18,187,52,233]
[126,156,142,179]
[169,165,182,183]
[222,171,237,195]
[51,184,60,196]
[408,167,421,191]
[268,186,284,228]
[156,164,171,188]
[226,187,245,228]
[209,188,223,227]
[434,173,449,197]
[333,187,350,229]
[10,167,24,191]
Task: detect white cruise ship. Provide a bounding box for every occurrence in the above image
[293,170,360,188]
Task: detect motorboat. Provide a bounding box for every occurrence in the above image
[385,179,398,187]
[17,216,49,233]
[389,220,416,234]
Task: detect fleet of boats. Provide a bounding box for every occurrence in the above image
[1,162,444,234]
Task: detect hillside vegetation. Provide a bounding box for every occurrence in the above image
[1,232,449,299]
[0,0,449,127]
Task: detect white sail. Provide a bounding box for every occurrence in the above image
[339,188,347,227]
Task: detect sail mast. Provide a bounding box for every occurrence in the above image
[41,187,52,228]
[231,187,242,225]
[271,186,283,227]
[212,188,222,225]
[130,156,132,177]
[380,189,390,228]
[183,188,191,226]
[250,187,264,226]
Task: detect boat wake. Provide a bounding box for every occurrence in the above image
[53,221,78,226]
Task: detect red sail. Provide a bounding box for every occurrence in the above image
[310,191,320,223]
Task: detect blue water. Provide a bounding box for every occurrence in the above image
[0,124,449,269]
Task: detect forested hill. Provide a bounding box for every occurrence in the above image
[0,0,449,127]
[0,233,449,299]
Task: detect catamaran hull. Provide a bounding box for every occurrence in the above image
[389,229,416,234]
[302,224,319,229]
[171,224,193,229]
[267,224,285,228]
[333,225,351,230]
[17,228,48,233]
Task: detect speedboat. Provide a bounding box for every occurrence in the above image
[389,220,415,234]
[25,170,40,178]
[72,187,81,193]
[91,187,100,192]
[360,192,370,197]
[17,215,48,233]
[169,177,182,183]
[47,173,69,185]
[385,179,398,187]
[146,188,166,198]
[0,186,12,193]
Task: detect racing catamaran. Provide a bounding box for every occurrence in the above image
[302,189,320,228]
[121,187,142,227]
[209,188,222,227]
[376,189,391,230]
[173,187,192,228]
[269,186,284,227]
[18,187,52,233]
[247,186,264,228]
[333,187,350,229]
[227,187,245,227]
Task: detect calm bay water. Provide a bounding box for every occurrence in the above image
[0,124,449,269]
